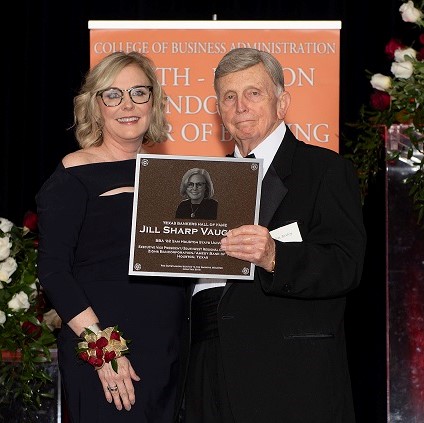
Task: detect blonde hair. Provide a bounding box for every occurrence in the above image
[73,51,169,149]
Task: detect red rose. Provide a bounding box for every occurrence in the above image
[95,347,104,359]
[22,211,38,232]
[88,341,97,349]
[385,38,404,59]
[94,358,104,367]
[22,320,42,339]
[88,356,103,367]
[96,337,108,348]
[417,47,424,61]
[104,351,117,363]
[79,351,89,361]
[88,356,97,366]
[420,33,424,45]
[370,90,391,111]
[110,331,121,341]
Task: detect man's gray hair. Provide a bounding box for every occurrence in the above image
[213,47,285,94]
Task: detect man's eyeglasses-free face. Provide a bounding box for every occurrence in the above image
[187,182,206,189]
[97,85,153,107]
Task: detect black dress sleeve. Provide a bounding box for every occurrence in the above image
[36,166,91,324]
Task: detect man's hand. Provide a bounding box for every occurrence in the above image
[220,225,275,272]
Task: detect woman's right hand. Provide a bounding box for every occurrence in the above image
[97,356,141,411]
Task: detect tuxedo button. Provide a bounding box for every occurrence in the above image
[283,283,291,292]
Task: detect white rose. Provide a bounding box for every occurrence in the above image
[0,218,13,233]
[0,236,12,261]
[399,1,423,23]
[0,257,17,282]
[8,291,30,311]
[391,61,414,78]
[0,310,6,325]
[394,47,417,62]
[370,73,392,91]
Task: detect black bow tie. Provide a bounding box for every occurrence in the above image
[226,153,256,158]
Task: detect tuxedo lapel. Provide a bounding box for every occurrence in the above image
[259,128,298,227]
[259,164,287,227]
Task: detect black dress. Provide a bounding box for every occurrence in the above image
[175,198,218,219]
[36,160,186,423]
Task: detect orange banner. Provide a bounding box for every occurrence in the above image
[89,21,341,155]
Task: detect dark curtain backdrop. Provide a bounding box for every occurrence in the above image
[2,1,405,421]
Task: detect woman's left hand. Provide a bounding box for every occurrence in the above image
[98,356,141,411]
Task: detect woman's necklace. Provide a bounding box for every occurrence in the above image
[190,202,200,218]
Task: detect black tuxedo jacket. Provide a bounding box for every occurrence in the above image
[175,128,367,423]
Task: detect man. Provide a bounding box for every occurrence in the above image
[175,48,366,423]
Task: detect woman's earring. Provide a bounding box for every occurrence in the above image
[95,126,103,140]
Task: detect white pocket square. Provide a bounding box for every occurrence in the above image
[270,222,303,242]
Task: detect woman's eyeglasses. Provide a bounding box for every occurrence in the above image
[97,85,153,107]
[187,182,206,189]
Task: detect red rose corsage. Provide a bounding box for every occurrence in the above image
[76,326,129,373]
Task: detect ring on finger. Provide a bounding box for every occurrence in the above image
[107,385,119,392]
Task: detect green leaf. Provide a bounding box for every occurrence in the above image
[111,358,118,373]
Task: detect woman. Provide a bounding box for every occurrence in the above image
[36,51,187,422]
[175,168,218,219]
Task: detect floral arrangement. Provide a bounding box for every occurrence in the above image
[345,0,424,226]
[77,326,129,372]
[0,212,60,415]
